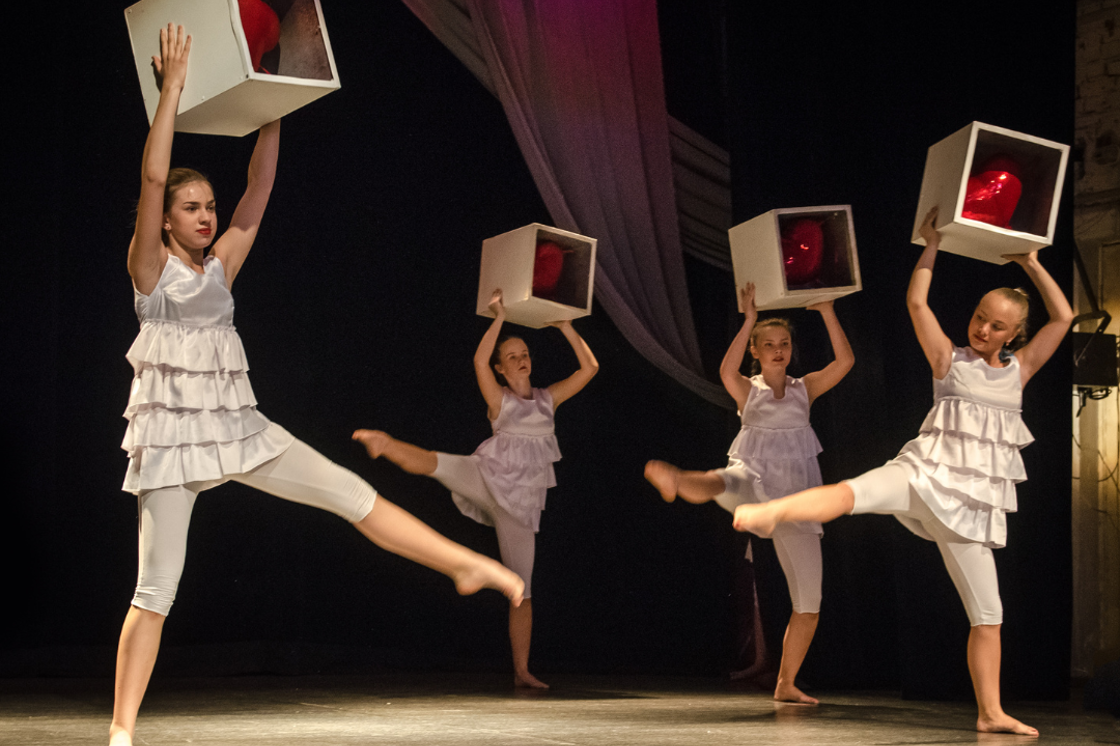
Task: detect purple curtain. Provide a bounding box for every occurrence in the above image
[403,0,731,406]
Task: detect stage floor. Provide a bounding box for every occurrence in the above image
[1,673,1115,745]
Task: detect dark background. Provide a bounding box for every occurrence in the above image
[6,0,1073,702]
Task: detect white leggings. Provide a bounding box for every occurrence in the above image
[133,437,377,616]
[844,463,1002,626]
[433,454,537,599]
[713,469,823,615]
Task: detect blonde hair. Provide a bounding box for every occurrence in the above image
[749,317,791,347]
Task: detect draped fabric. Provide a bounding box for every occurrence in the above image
[402,0,732,406]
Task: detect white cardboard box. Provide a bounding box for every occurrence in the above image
[911,121,1069,263]
[729,206,861,311]
[125,0,340,137]
[476,224,597,329]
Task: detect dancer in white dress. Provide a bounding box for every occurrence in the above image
[732,207,1073,735]
[111,26,523,746]
[354,290,599,688]
[645,282,853,704]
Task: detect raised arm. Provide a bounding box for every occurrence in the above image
[545,320,599,409]
[908,206,954,378]
[1005,252,1074,386]
[719,283,758,412]
[210,119,280,288]
[128,24,190,296]
[802,300,854,403]
[474,290,508,420]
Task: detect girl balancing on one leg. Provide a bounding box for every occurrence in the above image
[732,207,1073,736]
[645,282,854,705]
[353,290,599,689]
[111,26,522,746]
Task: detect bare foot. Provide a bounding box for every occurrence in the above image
[977,713,1038,737]
[514,670,550,689]
[453,556,524,607]
[352,429,392,459]
[774,681,818,705]
[644,460,681,503]
[733,503,776,537]
[108,726,133,745]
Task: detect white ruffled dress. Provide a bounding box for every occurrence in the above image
[890,346,1032,549]
[452,388,561,532]
[121,255,294,494]
[723,375,824,536]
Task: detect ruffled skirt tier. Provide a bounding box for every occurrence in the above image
[891,396,1033,548]
[121,320,292,494]
[723,424,824,535]
[452,433,561,532]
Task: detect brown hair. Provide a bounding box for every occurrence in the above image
[490,335,526,387]
[161,168,212,245]
[989,287,1030,352]
[748,317,794,375]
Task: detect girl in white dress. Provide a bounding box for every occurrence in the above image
[645,282,854,704]
[731,207,1073,736]
[111,26,523,746]
[354,290,599,689]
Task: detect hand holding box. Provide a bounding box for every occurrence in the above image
[911,122,1069,263]
[729,206,861,311]
[125,0,339,137]
[476,224,597,329]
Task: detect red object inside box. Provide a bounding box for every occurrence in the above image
[961,155,1023,229]
[780,219,824,286]
[533,241,564,298]
[239,0,281,73]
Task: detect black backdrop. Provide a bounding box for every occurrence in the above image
[5,1,1073,701]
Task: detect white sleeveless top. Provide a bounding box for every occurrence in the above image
[727,375,823,535]
[891,346,1033,548]
[452,387,561,532]
[121,255,293,494]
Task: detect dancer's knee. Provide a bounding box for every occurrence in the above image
[966,597,1003,627]
[712,467,759,514]
[791,590,822,615]
[131,577,177,616]
[844,464,911,515]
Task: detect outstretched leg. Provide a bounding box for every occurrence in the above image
[353,497,523,604]
[644,461,725,504]
[234,439,524,605]
[733,483,855,537]
[353,430,438,475]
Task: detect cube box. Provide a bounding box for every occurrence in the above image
[476,224,597,329]
[912,121,1069,263]
[125,0,339,137]
[729,206,861,311]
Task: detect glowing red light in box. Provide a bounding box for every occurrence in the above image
[533,241,565,298]
[779,219,824,286]
[239,0,280,73]
[961,155,1022,229]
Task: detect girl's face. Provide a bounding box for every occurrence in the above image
[750,326,792,372]
[163,181,216,250]
[968,292,1023,359]
[494,338,531,385]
